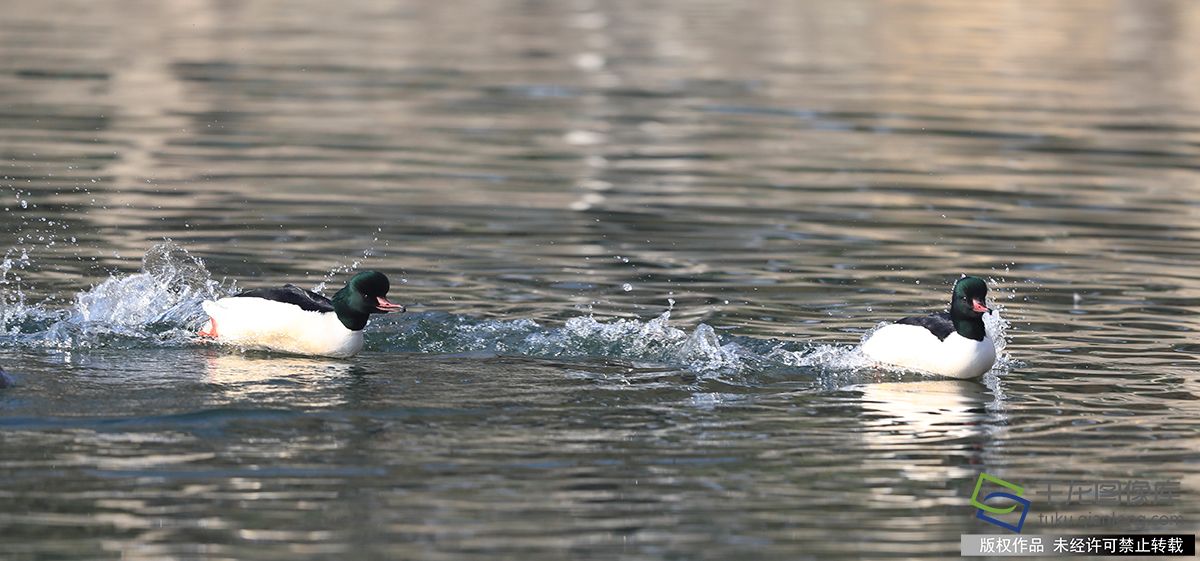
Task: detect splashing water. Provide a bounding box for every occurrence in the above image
[0,242,226,349]
[0,249,33,334]
[770,343,874,374]
[379,310,765,373]
[522,311,753,373]
[312,229,390,294]
[0,243,1014,379]
[312,259,361,295]
[983,305,1016,371]
[383,310,757,373]
[377,308,950,378]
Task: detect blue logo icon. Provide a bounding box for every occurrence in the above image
[970,473,1031,533]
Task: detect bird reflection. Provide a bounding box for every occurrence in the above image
[853,379,992,481]
[201,352,355,406]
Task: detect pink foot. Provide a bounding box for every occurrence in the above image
[198,318,218,338]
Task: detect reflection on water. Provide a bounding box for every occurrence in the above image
[856,380,994,484]
[202,353,355,405]
[859,380,990,441]
[2,0,1199,558]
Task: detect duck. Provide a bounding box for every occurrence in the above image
[198,271,405,358]
[860,275,997,379]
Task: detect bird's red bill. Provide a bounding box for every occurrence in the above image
[376,296,406,313]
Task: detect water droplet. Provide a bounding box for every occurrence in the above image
[621,283,633,292]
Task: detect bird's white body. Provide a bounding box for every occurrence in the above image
[861,323,996,379]
[200,297,364,358]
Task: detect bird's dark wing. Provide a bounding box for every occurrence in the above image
[234,284,335,313]
[895,311,954,341]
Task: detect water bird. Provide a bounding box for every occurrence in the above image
[860,276,997,379]
[199,271,405,358]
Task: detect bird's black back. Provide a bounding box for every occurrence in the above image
[235,284,335,313]
[895,311,954,341]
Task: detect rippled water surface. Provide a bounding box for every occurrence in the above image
[1,0,1199,559]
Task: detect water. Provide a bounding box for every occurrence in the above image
[2,0,1199,558]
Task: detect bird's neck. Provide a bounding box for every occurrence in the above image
[951,312,986,341]
[332,288,370,331]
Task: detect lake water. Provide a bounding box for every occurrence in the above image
[1,0,1198,558]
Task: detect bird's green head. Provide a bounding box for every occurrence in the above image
[950,275,991,320]
[332,271,405,331]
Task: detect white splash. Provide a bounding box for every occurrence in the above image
[523,311,749,373]
[4,242,228,349]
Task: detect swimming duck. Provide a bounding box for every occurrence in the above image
[860,275,997,379]
[199,271,405,358]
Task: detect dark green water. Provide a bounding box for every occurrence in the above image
[1,0,1198,559]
